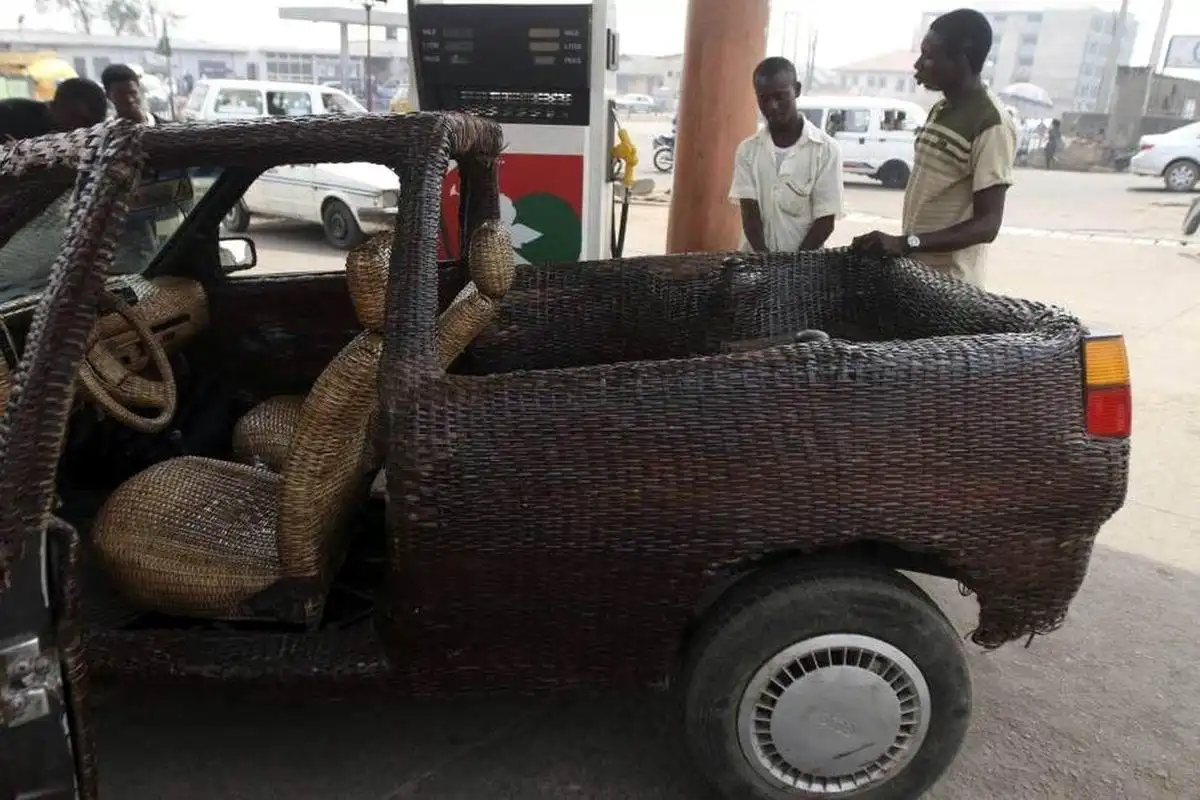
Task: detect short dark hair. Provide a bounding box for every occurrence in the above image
[53,78,108,118]
[753,57,799,85]
[930,8,993,74]
[100,63,140,91]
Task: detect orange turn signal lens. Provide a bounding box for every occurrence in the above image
[1083,337,1129,388]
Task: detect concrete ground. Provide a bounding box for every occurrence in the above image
[92,171,1200,798]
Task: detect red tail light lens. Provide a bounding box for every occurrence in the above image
[1139,144,1154,151]
[1086,386,1132,438]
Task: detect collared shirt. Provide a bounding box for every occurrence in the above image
[902,88,1017,287]
[729,122,844,252]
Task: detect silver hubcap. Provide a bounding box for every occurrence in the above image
[737,634,931,796]
[1168,164,1197,190]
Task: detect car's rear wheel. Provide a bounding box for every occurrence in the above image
[684,562,971,800]
[322,199,365,250]
[222,200,250,234]
[877,160,910,190]
[1164,159,1200,193]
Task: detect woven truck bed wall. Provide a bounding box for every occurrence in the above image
[387,250,1128,689]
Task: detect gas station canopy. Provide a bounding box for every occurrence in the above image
[279,6,409,27]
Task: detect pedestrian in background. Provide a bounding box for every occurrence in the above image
[100,63,194,273]
[729,57,844,253]
[852,8,1017,288]
[101,63,166,126]
[1045,119,1063,170]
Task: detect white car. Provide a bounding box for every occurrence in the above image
[614,93,657,114]
[1130,120,1200,193]
[183,78,398,248]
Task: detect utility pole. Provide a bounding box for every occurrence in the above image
[1140,0,1174,116]
[364,1,375,111]
[1097,0,1128,115]
[805,30,818,91]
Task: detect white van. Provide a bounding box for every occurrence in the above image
[796,96,927,189]
[181,79,400,249]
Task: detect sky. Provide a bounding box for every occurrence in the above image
[5,0,1199,75]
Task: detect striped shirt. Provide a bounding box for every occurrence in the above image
[902,88,1017,287]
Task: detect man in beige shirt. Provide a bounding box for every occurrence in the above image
[852,9,1017,287]
[729,57,844,253]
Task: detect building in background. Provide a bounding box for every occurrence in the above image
[915,4,1138,112]
[0,28,406,100]
[617,53,684,104]
[829,51,939,107]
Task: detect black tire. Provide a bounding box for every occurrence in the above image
[877,160,910,190]
[321,199,365,250]
[1163,159,1200,193]
[653,147,674,174]
[684,562,971,800]
[222,200,250,234]
[1184,197,1200,237]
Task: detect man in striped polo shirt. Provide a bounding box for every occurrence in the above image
[852,8,1017,288]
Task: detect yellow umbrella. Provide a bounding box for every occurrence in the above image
[26,58,78,84]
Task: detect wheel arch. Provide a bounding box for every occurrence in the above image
[674,541,958,677]
[1164,156,1200,179]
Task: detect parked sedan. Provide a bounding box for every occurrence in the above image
[1130,120,1200,192]
[613,93,657,114]
[222,161,398,250]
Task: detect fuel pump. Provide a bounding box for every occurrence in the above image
[406,0,639,262]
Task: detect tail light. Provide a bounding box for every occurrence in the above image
[1082,334,1131,438]
[1139,143,1154,151]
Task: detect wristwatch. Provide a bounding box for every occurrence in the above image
[904,234,921,255]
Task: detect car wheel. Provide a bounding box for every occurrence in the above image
[1164,159,1200,193]
[684,562,971,800]
[321,199,365,250]
[877,160,911,190]
[222,200,250,234]
[653,147,674,174]
[1184,197,1200,237]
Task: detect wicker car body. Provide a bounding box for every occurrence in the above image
[0,112,1127,709]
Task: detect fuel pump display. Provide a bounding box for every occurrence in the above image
[407,0,628,263]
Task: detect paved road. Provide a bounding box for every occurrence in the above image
[96,173,1200,798]
[618,118,1196,242]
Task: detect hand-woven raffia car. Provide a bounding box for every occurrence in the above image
[0,113,1130,800]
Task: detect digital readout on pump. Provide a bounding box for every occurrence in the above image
[411,4,591,92]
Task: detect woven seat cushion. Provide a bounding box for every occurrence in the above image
[91,456,283,618]
[231,394,305,471]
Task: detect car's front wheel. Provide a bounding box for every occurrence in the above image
[1164,159,1200,193]
[322,199,366,250]
[684,562,971,800]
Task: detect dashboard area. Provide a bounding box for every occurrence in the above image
[93,275,209,374]
[0,275,208,415]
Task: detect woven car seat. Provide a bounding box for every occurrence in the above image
[90,221,514,621]
[89,233,390,622]
[233,221,515,471]
[231,231,392,471]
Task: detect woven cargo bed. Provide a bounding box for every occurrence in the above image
[384,247,1129,685]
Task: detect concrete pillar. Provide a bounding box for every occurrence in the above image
[666,0,770,254]
[340,23,351,85]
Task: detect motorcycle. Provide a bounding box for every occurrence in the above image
[651,133,675,174]
[1185,196,1200,237]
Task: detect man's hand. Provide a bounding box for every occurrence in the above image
[850,231,905,257]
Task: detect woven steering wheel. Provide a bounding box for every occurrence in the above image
[77,289,177,434]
